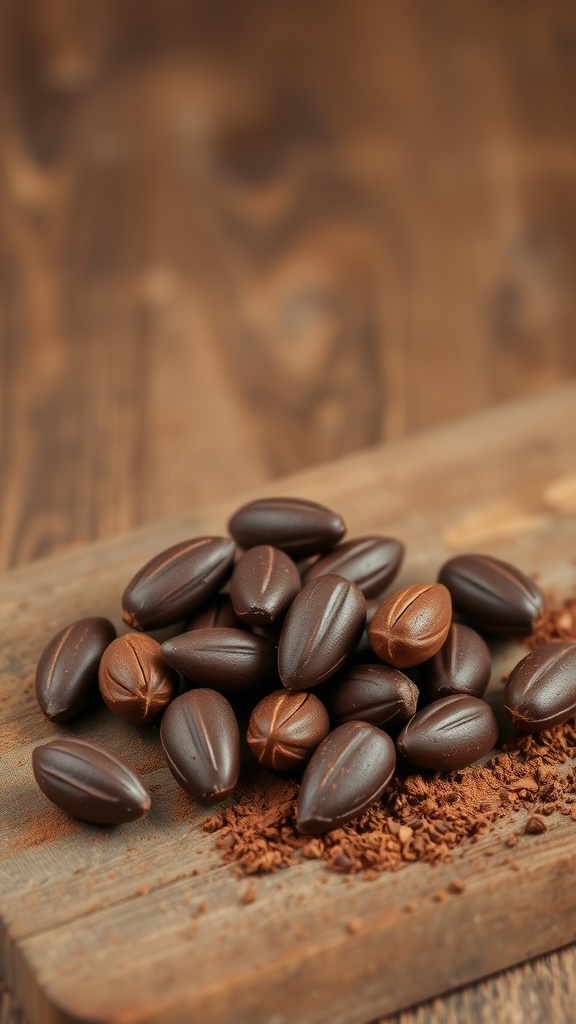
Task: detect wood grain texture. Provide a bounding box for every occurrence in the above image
[2,385,576,1024]
[1,0,576,569]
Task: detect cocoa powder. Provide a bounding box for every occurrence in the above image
[526,593,576,647]
[203,594,576,877]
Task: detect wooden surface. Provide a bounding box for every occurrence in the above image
[2,385,576,1024]
[1,0,576,569]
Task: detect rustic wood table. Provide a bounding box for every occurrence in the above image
[2,385,576,1023]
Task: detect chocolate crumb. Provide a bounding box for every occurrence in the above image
[525,814,548,835]
[240,884,257,905]
[449,880,465,894]
[346,918,362,935]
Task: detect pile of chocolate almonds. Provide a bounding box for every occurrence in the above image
[32,497,576,835]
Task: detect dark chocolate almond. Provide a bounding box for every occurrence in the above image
[122,536,236,631]
[160,689,240,804]
[368,584,452,667]
[230,545,301,625]
[278,574,366,691]
[296,721,396,834]
[420,623,491,700]
[302,536,404,597]
[228,497,346,559]
[35,617,116,723]
[32,738,151,824]
[397,694,499,771]
[504,642,576,733]
[327,663,419,728]
[161,627,277,691]
[438,553,544,635]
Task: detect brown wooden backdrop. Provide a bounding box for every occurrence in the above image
[1,0,576,1021]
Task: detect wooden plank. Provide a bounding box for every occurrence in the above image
[2,384,576,1024]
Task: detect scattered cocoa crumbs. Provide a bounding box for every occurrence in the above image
[345,918,362,935]
[4,805,79,859]
[448,879,465,894]
[201,594,576,879]
[202,719,576,878]
[526,594,576,647]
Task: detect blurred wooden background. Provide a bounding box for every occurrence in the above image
[1,0,576,571]
[1,2,576,1020]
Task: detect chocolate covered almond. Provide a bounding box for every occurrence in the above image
[369,583,451,668]
[278,574,366,690]
[504,642,576,733]
[397,694,499,771]
[32,738,151,824]
[35,617,116,723]
[420,623,491,700]
[302,536,404,597]
[122,536,235,631]
[228,497,345,559]
[327,663,419,728]
[438,553,544,635]
[247,690,329,771]
[230,545,301,625]
[296,721,396,834]
[161,628,277,691]
[99,633,177,724]
[160,689,240,804]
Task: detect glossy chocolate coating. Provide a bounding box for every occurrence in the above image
[35,617,116,723]
[160,689,240,804]
[185,594,245,632]
[397,694,499,771]
[228,497,346,559]
[99,633,177,724]
[32,738,151,824]
[420,623,492,700]
[438,553,544,636]
[230,545,301,625]
[161,627,277,691]
[368,583,452,668]
[247,690,329,771]
[122,536,236,631]
[296,721,396,834]
[327,663,419,728]
[278,574,366,691]
[301,536,404,597]
[504,642,576,733]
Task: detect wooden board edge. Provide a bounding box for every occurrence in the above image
[7,831,576,1024]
